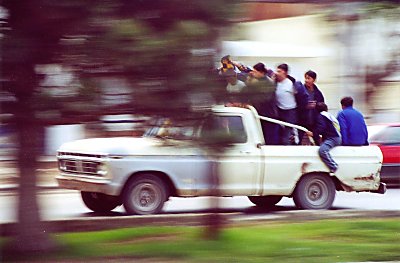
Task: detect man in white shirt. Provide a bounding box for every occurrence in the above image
[275,63,297,145]
[224,69,245,93]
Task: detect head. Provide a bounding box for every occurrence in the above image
[340,97,354,109]
[316,102,328,113]
[251,62,267,79]
[221,55,231,64]
[275,63,289,82]
[221,55,235,72]
[304,70,317,88]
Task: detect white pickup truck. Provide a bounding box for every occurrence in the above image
[56,106,386,215]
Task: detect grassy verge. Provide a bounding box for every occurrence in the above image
[2,218,400,262]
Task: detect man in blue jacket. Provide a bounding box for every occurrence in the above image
[298,70,324,144]
[337,97,369,146]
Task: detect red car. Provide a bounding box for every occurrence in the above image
[369,123,400,186]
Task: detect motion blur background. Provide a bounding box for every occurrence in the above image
[1,1,399,157]
[0,0,399,258]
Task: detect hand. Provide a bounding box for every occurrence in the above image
[306,131,313,137]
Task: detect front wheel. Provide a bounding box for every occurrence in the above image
[81,192,120,213]
[248,196,283,208]
[123,174,167,215]
[293,174,336,210]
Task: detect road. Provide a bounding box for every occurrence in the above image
[1,189,399,223]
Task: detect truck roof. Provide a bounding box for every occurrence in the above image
[211,105,255,115]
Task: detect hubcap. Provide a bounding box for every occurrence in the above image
[306,179,328,206]
[131,183,160,212]
[139,189,153,206]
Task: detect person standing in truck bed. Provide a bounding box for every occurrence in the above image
[244,63,279,145]
[274,63,298,145]
[298,70,325,144]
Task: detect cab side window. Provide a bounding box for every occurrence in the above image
[200,116,247,144]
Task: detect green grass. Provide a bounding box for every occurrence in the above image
[2,219,400,262]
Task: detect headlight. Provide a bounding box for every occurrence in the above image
[96,163,108,176]
[58,160,66,171]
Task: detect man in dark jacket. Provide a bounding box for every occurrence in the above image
[337,97,369,146]
[243,63,279,145]
[298,70,325,143]
[307,102,341,174]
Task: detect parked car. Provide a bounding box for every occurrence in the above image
[56,106,385,215]
[369,123,400,186]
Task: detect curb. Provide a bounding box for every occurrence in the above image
[2,210,400,237]
[1,213,226,236]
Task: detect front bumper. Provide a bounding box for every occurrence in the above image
[56,173,120,196]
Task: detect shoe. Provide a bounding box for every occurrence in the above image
[329,168,337,176]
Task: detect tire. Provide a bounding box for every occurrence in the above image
[248,196,283,207]
[293,174,336,210]
[81,191,120,213]
[123,174,167,215]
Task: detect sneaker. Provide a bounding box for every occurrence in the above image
[329,168,337,176]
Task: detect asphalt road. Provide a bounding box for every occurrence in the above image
[1,188,399,224]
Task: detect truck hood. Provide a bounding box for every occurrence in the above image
[58,137,203,156]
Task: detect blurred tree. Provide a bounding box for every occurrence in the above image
[362,2,400,110]
[1,1,92,254]
[327,1,400,114]
[1,0,237,255]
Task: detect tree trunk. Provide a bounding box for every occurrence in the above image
[204,156,222,240]
[3,74,55,255]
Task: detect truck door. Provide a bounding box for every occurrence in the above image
[200,114,263,196]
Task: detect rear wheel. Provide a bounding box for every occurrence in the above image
[248,196,283,207]
[293,174,335,210]
[123,174,167,215]
[81,191,120,213]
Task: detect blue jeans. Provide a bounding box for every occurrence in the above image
[278,108,297,145]
[319,137,341,172]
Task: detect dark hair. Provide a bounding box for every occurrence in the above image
[277,63,289,73]
[305,70,317,80]
[316,102,328,112]
[253,62,267,74]
[340,97,354,107]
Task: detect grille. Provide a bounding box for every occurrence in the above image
[58,152,105,159]
[59,159,102,176]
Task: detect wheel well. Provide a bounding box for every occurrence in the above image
[120,171,177,198]
[296,172,344,192]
